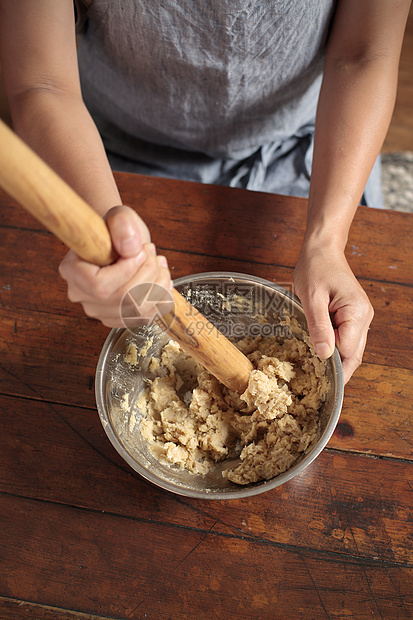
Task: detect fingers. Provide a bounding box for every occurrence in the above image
[294,246,374,384]
[120,255,173,329]
[298,289,336,360]
[59,245,150,302]
[332,299,374,384]
[59,207,172,327]
[105,204,151,258]
[81,253,172,327]
[340,343,365,386]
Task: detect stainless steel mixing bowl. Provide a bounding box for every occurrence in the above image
[95,272,344,499]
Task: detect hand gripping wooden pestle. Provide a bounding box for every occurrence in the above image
[0,119,253,393]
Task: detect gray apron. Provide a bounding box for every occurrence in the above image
[76,0,383,206]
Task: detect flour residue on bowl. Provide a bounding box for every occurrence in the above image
[126,316,329,485]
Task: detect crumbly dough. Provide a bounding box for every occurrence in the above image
[133,319,329,485]
[124,337,154,365]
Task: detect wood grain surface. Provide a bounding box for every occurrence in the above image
[0,173,412,619]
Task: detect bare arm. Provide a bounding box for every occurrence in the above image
[307,0,410,246]
[0,0,119,215]
[0,0,170,326]
[294,0,411,382]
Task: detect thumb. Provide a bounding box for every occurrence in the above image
[105,205,151,258]
[301,292,335,360]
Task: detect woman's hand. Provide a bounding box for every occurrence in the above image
[294,242,374,384]
[59,205,172,327]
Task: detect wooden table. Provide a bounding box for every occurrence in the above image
[0,172,412,619]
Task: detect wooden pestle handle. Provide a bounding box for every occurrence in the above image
[0,119,115,266]
[0,119,253,392]
[165,289,253,394]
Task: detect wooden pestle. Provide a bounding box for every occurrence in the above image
[0,119,253,393]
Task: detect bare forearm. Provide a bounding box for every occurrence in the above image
[305,55,398,250]
[305,0,411,252]
[10,89,120,216]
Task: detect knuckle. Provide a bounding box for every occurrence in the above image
[66,288,80,303]
[360,296,372,314]
[355,295,374,323]
[82,306,97,319]
[156,266,172,288]
[106,205,140,233]
[82,303,105,321]
[102,318,121,328]
[58,262,69,280]
[91,281,111,300]
[364,304,374,325]
[353,354,364,369]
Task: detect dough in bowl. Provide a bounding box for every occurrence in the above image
[129,317,329,485]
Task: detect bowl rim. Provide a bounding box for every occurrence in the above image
[95,271,344,500]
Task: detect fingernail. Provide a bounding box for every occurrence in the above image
[134,249,146,265]
[315,342,333,359]
[148,243,157,255]
[121,235,141,256]
[158,255,168,268]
